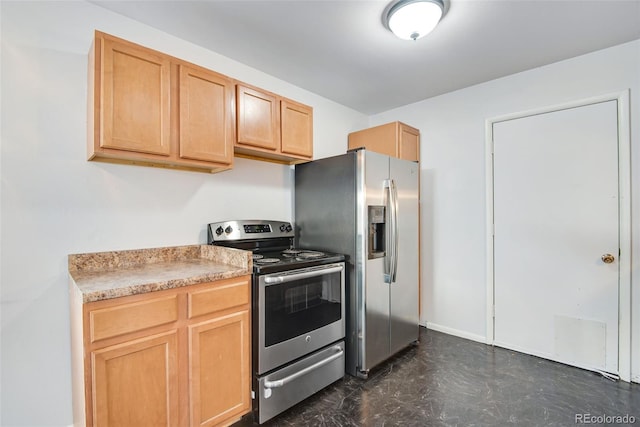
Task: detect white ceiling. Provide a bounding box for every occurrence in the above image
[92,0,640,115]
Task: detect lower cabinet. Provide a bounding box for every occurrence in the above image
[189,311,250,427]
[70,276,252,427]
[92,331,180,426]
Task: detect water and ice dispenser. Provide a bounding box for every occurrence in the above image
[368,205,386,259]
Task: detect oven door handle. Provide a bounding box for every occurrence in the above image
[263,264,344,285]
[263,346,344,390]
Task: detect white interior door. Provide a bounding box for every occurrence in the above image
[492,100,619,374]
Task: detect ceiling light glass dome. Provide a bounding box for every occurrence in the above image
[386,0,444,41]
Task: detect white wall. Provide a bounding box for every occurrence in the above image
[0,1,368,425]
[370,40,640,381]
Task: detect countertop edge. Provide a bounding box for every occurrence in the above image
[68,244,252,303]
[73,268,251,303]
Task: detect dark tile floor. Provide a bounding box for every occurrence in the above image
[237,327,639,426]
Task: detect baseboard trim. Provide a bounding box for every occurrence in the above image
[424,322,486,344]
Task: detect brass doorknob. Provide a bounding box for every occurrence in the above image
[601,254,615,264]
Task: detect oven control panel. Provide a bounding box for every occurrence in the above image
[208,220,294,243]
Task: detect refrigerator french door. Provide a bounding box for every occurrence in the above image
[295,148,419,378]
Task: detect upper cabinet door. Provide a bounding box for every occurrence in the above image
[280,99,313,158]
[100,38,171,156]
[236,85,279,150]
[398,123,420,162]
[178,65,234,165]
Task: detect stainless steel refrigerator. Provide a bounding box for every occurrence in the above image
[294,148,419,378]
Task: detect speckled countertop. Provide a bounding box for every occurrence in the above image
[69,245,252,303]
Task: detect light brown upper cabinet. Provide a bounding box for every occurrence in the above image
[235,84,313,163]
[88,31,234,173]
[178,64,234,165]
[348,121,420,162]
[281,99,314,158]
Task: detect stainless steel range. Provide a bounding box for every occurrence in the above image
[208,220,346,424]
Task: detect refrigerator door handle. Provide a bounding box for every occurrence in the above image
[383,179,393,283]
[390,179,399,283]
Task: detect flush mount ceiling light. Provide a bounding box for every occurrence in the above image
[385,0,445,41]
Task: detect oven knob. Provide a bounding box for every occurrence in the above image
[285,224,292,232]
[305,335,311,343]
[225,226,233,234]
[215,226,224,236]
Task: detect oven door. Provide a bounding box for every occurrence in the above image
[258,262,345,374]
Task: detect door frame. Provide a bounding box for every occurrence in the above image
[484,90,631,381]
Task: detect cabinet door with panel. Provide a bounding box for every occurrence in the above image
[189,311,251,427]
[281,99,313,158]
[179,64,234,165]
[99,36,171,156]
[236,84,279,150]
[92,331,180,427]
[398,123,420,162]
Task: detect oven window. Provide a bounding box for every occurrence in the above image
[264,269,342,347]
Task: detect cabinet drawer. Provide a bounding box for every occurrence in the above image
[89,295,179,343]
[188,278,250,319]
